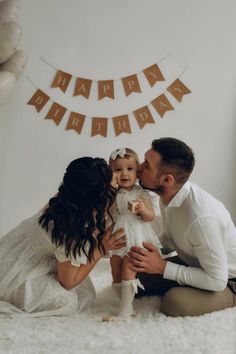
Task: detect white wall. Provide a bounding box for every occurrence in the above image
[1,0,236,234]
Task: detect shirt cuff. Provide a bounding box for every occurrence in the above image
[163,261,179,281]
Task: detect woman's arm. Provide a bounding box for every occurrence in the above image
[57,228,126,290]
[57,247,103,290]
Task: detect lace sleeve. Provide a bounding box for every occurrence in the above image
[54,245,88,267]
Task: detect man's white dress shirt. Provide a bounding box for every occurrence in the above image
[160,182,236,291]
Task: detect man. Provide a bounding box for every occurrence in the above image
[128,137,236,316]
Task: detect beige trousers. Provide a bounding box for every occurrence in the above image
[137,257,236,317]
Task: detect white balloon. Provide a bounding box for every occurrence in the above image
[0,0,20,23]
[0,49,27,79]
[0,21,21,64]
[0,71,16,106]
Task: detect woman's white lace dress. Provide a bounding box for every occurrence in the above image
[0,211,96,317]
[110,185,162,257]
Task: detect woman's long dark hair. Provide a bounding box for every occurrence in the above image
[39,157,116,262]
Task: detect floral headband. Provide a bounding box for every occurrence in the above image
[110,148,136,161]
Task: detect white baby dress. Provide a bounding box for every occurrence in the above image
[110,185,162,257]
[0,211,96,317]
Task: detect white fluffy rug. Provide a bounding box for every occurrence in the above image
[0,259,236,354]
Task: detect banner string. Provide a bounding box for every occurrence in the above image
[179,65,189,79]
[40,52,172,82]
[25,63,189,119]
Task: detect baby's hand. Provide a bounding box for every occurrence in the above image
[134,198,147,215]
[134,198,155,221]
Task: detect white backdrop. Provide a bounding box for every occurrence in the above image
[1,0,236,234]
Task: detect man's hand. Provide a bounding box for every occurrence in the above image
[128,242,166,274]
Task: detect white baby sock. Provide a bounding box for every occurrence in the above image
[119,279,144,318]
[112,282,122,300]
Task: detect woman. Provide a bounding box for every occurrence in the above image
[0,157,126,317]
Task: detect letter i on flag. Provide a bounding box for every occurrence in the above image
[45,102,67,125]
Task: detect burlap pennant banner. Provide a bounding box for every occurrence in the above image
[134,106,155,129]
[66,112,85,134]
[45,102,67,126]
[73,77,92,98]
[122,74,141,96]
[167,78,191,102]
[27,76,191,137]
[98,80,114,100]
[151,94,174,118]
[27,89,50,112]
[143,64,165,87]
[42,56,168,100]
[51,70,72,93]
[91,118,108,137]
[113,115,131,136]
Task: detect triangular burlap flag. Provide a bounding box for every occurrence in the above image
[122,74,141,96]
[91,117,108,137]
[167,79,191,102]
[51,70,72,93]
[143,64,165,87]
[27,89,50,113]
[98,80,114,100]
[45,102,67,126]
[112,115,131,136]
[151,94,174,118]
[66,112,85,134]
[133,106,155,129]
[73,78,92,98]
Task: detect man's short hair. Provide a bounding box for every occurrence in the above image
[152,138,195,184]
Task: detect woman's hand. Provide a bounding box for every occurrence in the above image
[111,172,118,189]
[102,227,126,253]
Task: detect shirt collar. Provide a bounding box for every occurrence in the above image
[161,181,191,209]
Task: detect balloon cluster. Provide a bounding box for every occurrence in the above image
[0,0,27,106]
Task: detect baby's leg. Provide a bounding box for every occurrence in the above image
[122,256,136,280]
[110,255,123,283]
[110,255,123,300]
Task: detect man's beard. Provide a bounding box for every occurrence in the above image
[138,178,165,195]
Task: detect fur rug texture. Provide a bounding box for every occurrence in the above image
[0,259,235,354]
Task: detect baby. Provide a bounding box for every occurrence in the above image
[104,147,162,320]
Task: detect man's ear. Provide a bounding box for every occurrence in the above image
[160,174,174,185]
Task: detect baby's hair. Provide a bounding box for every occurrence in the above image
[109,147,140,169]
